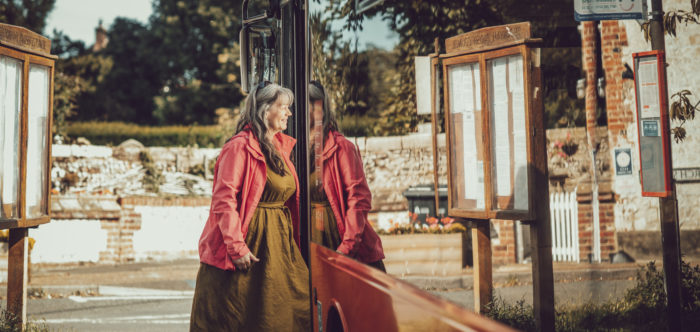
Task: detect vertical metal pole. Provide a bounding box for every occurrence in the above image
[7,228,28,329]
[649,0,683,330]
[582,21,601,262]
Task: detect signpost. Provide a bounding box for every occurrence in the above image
[633,50,672,197]
[441,22,554,332]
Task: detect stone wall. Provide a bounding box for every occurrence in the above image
[353,133,448,212]
[613,0,700,232]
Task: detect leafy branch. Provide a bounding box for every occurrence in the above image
[670,90,700,142]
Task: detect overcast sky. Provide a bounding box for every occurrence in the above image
[45,0,397,50]
[45,0,152,45]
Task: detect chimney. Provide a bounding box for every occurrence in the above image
[92,19,109,52]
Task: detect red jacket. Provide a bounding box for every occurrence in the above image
[322,131,385,263]
[198,129,300,271]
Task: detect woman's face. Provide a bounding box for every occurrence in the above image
[266,94,292,134]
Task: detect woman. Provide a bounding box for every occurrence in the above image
[190,82,310,331]
[309,80,386,271]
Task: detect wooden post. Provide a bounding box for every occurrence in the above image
[529,47,555,332]
[7,228,29,328]
[472,221,492,313]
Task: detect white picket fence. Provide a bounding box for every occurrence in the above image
[549,191,579,262]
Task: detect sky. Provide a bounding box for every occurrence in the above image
[45,0,153,45]
[45,0,397,50]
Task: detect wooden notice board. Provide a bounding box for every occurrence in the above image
[441,22,543,221]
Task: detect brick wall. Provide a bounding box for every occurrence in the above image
[491,219,517,265]
[577,190,617,262]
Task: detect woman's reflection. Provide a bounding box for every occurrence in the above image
[308,80,386,271]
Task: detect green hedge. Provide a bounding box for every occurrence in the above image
[66,122,230,147]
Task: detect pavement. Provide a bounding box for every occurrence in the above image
[0,258,661,299]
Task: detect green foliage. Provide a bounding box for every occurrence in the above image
[0,307,49,332]
[139,150,165,194]
[66,122,226,147]
[76,18,168,124]
[484,260,700,332]
[485,298,537,332]
[149,0,244,125]
[0,0,55,34]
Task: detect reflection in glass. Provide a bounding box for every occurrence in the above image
[0,55,22,219]
[488,54,528,211]
[26,64,50,219]
[308,81,386,272]
[447,62,484,211]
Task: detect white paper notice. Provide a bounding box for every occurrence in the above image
[462,64,481,203]
[491,58,511,197]
[449,64,468,114]
[638,59,659,119]
[449,63,482,208]
[509,56,529,210]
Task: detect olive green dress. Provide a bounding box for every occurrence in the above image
[190,163,310,332]
[309,171,386,272]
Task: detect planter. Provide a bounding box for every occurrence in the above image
[379,233,465,277]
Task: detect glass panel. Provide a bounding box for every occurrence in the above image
[488,54,529,211]
[0,55,22,219]
[26,64,50,219]
[447,62,484,211]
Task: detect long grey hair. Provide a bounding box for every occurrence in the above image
[308,80,338,141]
[235,83,294,175]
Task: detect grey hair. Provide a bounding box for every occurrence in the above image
[235,83,294,175]
[308,82,338,140]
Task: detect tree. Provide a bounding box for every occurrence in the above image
[149,0,244,125]
[330,0,585,133]
[0,0,55,33]
[75,18,167,124]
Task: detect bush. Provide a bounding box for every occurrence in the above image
[66,121,228,147]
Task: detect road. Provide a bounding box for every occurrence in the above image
[15,279,637,331]
[25,289,193,332]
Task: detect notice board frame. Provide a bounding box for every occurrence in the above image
[0,23,56,229]
[632,50,672,197]
[440,22,543,221]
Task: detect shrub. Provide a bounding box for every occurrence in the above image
[66,121,227,147]
[484,260,700,332]
[0,308,49,332]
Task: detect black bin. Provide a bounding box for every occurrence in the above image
[402,184,448,223]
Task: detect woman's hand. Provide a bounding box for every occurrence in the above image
[233,252,260,271]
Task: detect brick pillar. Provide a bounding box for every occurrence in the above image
[100,209,142,263]
[577,187,617,262]
[600,20,632,145]
[581,21,599,147]
[491,219,517,265]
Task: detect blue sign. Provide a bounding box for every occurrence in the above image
[574,0,645,21]
[615,148,633,176]
[642,120,660,137]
